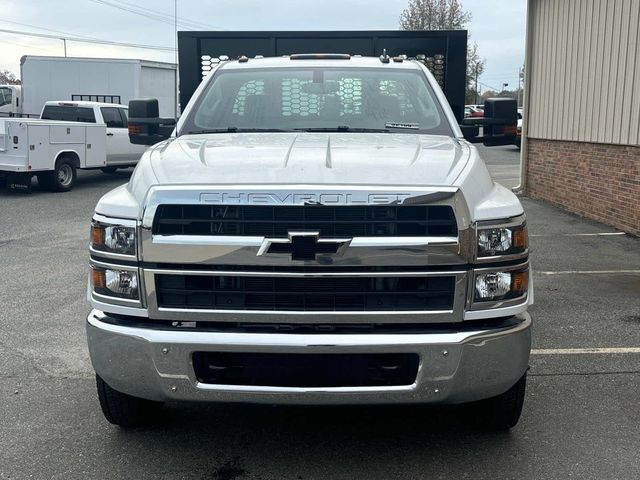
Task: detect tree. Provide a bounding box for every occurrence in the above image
[0,70,21,85]
[481,90,499,101]
[465,88,479,105]
[467,42,486,104]
[399,0,484,105]
[481,88,519,102]
[400,0,471,30]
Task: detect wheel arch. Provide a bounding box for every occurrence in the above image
[55,150,81,169]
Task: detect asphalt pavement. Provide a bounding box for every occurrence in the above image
[1,149,639,480]
[480,143,523,189]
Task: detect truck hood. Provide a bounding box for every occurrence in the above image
[147,133,469,187]
[104,132,522,222]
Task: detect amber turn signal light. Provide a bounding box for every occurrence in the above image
[90,224,104,247]
[513,226,528,249]
[91,268,106,290]
[511,270,528,295]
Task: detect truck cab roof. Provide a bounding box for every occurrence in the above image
[43,100,127,109]
[216,55,424,71]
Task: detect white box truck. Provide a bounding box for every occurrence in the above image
[0,56,177,118]
[0,85,23,117]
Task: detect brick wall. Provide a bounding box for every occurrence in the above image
[526,139,640,236]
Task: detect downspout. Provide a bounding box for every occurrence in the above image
[514,0,535,194]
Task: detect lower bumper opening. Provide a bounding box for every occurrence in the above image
[192,352,420,388]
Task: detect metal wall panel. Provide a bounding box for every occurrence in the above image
[527,0,640,145]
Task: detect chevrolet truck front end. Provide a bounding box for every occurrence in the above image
[87,186,531,405]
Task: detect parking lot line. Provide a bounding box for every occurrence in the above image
[529,232,625,237]
[534,270,640,275]
[531,348,640,355]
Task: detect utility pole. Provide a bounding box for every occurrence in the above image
[174,0,178,118]
[62,38,67,57]
[475,68,479,105]
[518,65,525,108]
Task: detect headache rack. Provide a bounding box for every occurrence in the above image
[178,30,467,121]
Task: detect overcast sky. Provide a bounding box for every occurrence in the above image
[1,0,526,93]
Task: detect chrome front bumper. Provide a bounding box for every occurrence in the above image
[87,310,531,405]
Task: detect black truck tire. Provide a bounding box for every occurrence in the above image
[37,157,77,192]
[469,373,527,430]
[96,375,162,428]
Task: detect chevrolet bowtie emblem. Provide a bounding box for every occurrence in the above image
[257,231,351,261]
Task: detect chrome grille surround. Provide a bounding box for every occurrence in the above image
[134,185,478,323]
[139,186,473,267]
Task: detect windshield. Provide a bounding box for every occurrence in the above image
[181,66,453,136]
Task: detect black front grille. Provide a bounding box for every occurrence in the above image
[156,274,455,311]
[153,205,457,237]
[192,352,420,387]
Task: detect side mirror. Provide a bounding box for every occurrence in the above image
[482,98,518,147]
[128,98,176,146]
[459,98,518,147]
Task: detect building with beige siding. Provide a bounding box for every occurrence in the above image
[521,0,640,235]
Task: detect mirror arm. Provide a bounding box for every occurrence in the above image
[129,117,176,126]
[461,117,508,127]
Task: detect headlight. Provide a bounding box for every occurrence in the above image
[475,269,528,302]
[477,222,527,258]
[91,267,139,300]
[91,220,136,256]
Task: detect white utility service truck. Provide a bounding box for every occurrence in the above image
[0,118,105,191]
[41,101,147,172]
[1,101,147,191]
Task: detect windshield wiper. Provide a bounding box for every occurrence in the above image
[385,122,420,130]
[294,126,390,133]
[186,125,422,134]
[186,127,295,134]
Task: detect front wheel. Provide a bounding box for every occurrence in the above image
[95,375,162,428]
[468,373,527,430]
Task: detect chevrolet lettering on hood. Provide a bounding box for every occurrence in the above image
[199,192,413,205]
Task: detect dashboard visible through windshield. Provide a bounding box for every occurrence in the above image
[180,66,454,136]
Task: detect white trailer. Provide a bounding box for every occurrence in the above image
[12,56,176,118]
[0,118,106,192]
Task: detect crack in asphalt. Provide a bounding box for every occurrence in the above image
[0,341,89,380]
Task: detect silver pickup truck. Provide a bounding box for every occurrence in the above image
[86,55,532,430]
